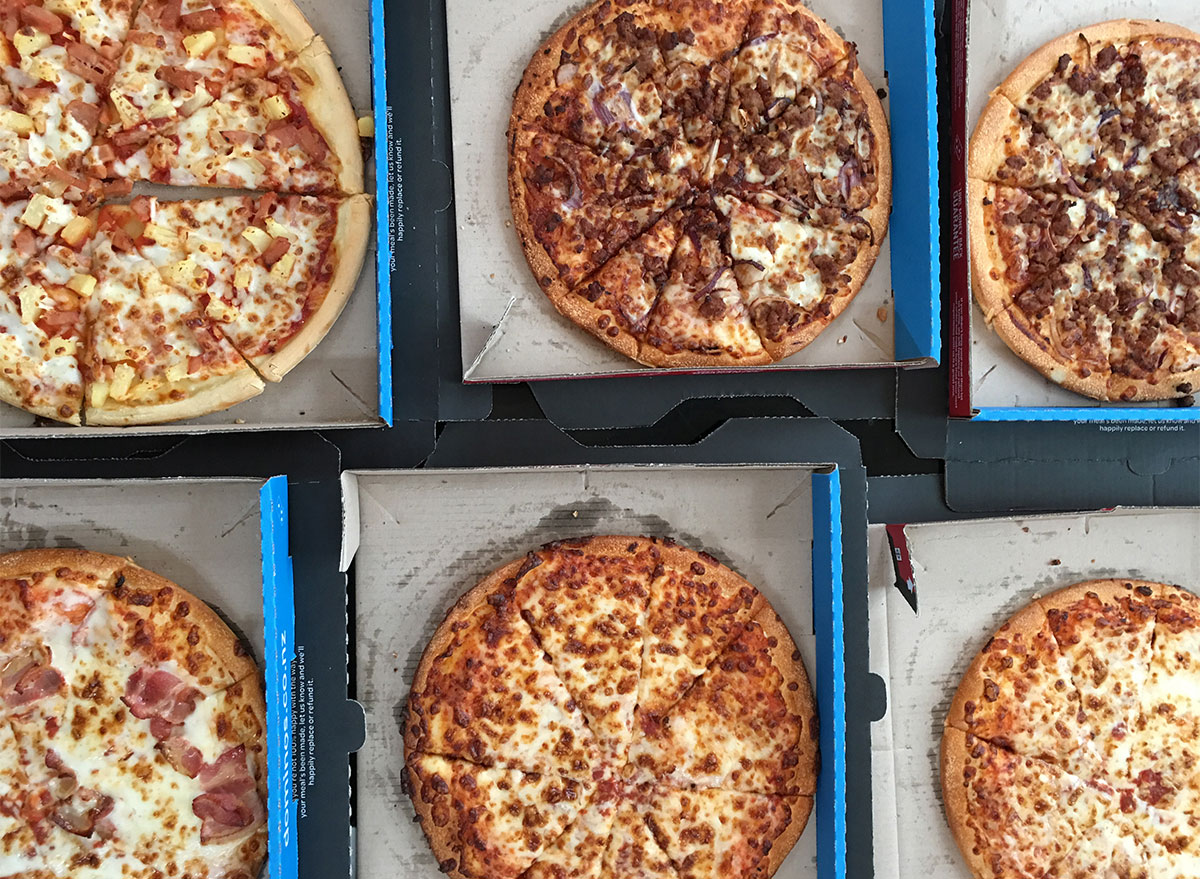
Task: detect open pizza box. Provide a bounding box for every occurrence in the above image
[446,0,939,387]
[337,426,852,878]
[0,0,394,438]
[0,477,298,878]
[947,0,1200,422]
[867,506,1200,877]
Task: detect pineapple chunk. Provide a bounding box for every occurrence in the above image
[358,115,375,137]
[60,215,94,248]
[47,336,77,357]
[25,54,58,84]
[145,98,176,121]
[164,258,204,291]
[233,261,254,289]
[183,31,217,59]
[226,44,266,67]
[241,226,272,254]
[206,298,239,322]
[0,109,34,136]
[20,195,48,230]
[166,360,190,383]
[263,94,290,121]
[109,363,136,401]
[143,223,181,249]
[110,93,140,128]
[14,30,52,57]
[18,284,45,324]
[193,237,223,258]
[264,217,295,241]
[89,381,110,408]
[67,274,97,297]
[180,85,214,117]
[39,198,73,237]
[44,0,85,15]
[270,251,296,282]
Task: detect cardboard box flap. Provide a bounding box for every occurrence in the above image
[869,508,1200,879]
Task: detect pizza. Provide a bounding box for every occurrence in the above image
[402,535,818,879]
[0,548,267,878]
[0,0,370,425]
[508,0,891,368]
[969,20,1200,402]
[942,579,1200,878]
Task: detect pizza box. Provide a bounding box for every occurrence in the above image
[336,416,876,879]
[444,0,939,391]
[0,476,297,879]
[866,502,1200,878]
[0,0,394,438]
[947,0,1200,422]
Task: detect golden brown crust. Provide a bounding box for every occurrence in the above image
[241,0,318,52]
[1035,578,1185,617]
[945,600,1049,736]
[765,794,813,876]
[940,726,997,879]
[254,195,373,382]
[85,368,266,427]
[405,756,467,879]
[968,93,1023,182]
[115,562,261,691]
[995,23,1121,106]
[634,338,774,369]
[0,548,127,584]
[291,36,366,196]
[753,609,819,796]
[0,375,82,426]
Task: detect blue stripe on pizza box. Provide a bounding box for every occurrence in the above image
[260,476,298,879]
[883,0,940,363]
[371,0,394,426]
[812,468,846,879]
[973,406,1200,422]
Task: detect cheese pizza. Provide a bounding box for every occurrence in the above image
[970,20,1200,402]
[0,0,370,425]
[402,535,818,879]
[0,548,267,879]
[508,0,891,368]
[942,579,1200,879]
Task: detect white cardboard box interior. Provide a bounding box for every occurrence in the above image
[0,0,381,436]
[344,465,823,877]
[447,0,897,381]
[868,508,1200,878]
[966,0,1199,409]
[0,478,267,664]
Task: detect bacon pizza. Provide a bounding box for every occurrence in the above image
[0,0,370,425]
[0,548,267,878]
[970,20,1200,402]
[508,0,891,368]
[402,535,818,879]
[942,579,1200,879]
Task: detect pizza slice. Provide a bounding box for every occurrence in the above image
[941,728,1122,879]
[627,616,817,796]
[1117,36,1200,170]
[405,560,602,778]
[968,95,1077,189]
[93,0,362,194]
[0,1,130,186]
[638,785,807,879]
[127,192,371,382]
[720,193,873,361]
[405,754,594,879]
[639,206,769,367]
[513,537,657,762]
[634,542,763,722]
[725,0,847,134]
[0,191,97,423]
[602,798,679,879]
[561,208,683,361]
[1039,581,1161,780]
[83,206,265,425]
[520,785,618,879]
[945,599,1104,779]
[510,126,688,289]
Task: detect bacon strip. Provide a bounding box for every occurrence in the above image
[1,648,63,707]
[192,746,265,843]
[122,667,201,725]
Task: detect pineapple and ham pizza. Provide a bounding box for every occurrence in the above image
[508,0,892,369]
[0,0,372,426]
[0,549,267,879]
[403,536,817,879]
[942,579,1200,879]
